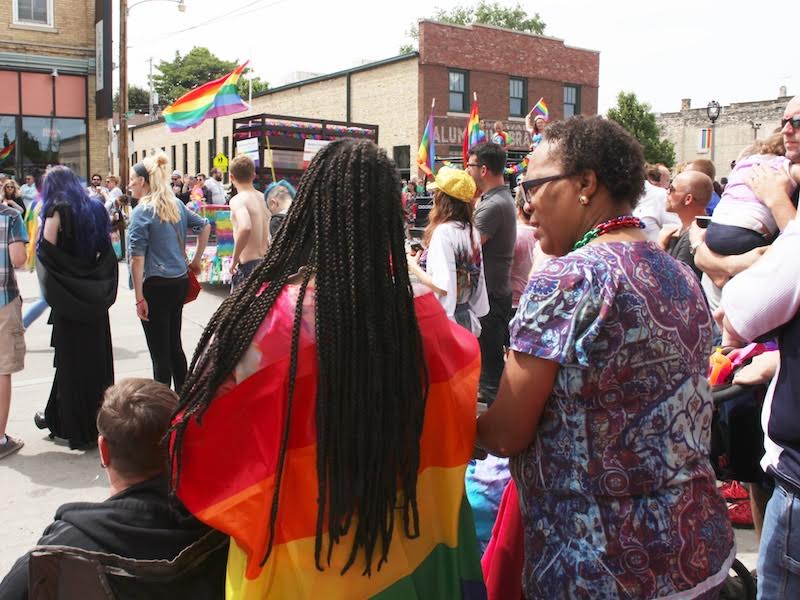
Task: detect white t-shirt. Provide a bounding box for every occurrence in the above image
[633,181,680,242]
[205,178,226,205]
[424,221,489,335]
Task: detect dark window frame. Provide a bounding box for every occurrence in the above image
[170,145,176,170]
[448,69,469,113]
[563,84,581,118]
[194,140,200,174]
[182,143,188,175]
[509,77,527,117]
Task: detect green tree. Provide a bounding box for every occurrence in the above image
[401,2,545,52]
[113,85,150,113]
[607,91,675,167]
[153,47,268,105]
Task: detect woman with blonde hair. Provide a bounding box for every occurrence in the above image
[128,152,210,390]
[2,178,25,215]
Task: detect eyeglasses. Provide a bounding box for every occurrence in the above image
[521,173,571,199]
[466,162,482,169]
[781,116,800,130]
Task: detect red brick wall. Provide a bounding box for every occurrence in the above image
[417,21,600,153]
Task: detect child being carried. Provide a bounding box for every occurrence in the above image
[706,133,800,255]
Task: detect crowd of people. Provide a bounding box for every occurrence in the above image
[0,94,799,599]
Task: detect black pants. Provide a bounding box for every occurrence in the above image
[478,292,512,406]
[141,277,189,391]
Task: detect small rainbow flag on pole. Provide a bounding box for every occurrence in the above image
[0,141,14,163]
[417,99,436,177]
[163,62,249,133]
[532,97,549,120]
[462,95,485,166]
[699,128,712,151]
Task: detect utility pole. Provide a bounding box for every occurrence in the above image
[148,57,154,120]
[119,0,129,191]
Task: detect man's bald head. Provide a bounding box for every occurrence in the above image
[783,95,800,163]
[676,171,713,208]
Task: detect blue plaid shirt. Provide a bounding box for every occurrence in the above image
[0,204,27,307]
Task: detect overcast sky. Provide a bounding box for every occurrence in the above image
[120,0,798,115]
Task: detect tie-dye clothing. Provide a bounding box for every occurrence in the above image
[509,241,734,599]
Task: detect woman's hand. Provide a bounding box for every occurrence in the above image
[406,248,423,275]
[747,164,793,208]
[657,224,679,250]
[136,298,149,321]
[733,350,779,385]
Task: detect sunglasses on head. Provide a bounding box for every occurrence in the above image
[781,116,800,130]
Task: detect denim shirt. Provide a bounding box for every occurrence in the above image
[128,198,208,281]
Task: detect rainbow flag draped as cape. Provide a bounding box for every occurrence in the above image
[163,62,249,133]
[462,100,485,166]
[0,141,14,163]
[532,97,549,120]
[24,197,41,271]
[416,112,436,177]
[173,287,486,599]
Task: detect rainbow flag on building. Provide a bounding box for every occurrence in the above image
[163,62,249,133]
[0,141,14,163]
[532,97,549,120]
[462,99,485,166]
[417,112,436,177]
[699,128,713,151]
[173,290,486,599]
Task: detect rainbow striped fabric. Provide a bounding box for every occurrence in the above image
[174,286,486,599]
[462,101,485,166]
[417,113,436,176]
[0,141,14,163]
[699,128,713,151]
[532,97,549,120]
[163,63,249,133]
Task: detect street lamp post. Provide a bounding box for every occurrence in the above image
[118,0,185,191]
[706,100,721,167]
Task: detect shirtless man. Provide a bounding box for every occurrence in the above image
[229,155,269,293]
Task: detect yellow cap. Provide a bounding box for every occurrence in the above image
[425,167,477,202]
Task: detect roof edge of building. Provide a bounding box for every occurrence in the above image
[418,19,599,54]
[131,52,420,132]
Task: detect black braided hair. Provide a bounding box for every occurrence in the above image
[170,139,429,576]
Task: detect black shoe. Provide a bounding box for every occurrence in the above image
[34,411,47,430]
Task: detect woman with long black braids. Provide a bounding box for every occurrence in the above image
[170,139,486,598]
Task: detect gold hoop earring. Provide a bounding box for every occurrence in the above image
[579,195,590,206]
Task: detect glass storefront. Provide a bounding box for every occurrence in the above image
[0,116,16,179]
[21,117,87,176]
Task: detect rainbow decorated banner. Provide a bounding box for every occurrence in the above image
[699,128,712,152]
[417,112,436,176]
[532,97,549,120]
[0,141,14,163]
[462,99,485,166]
[163,63,249,133]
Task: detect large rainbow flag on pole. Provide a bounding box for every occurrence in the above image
[462,95,485,166]
[173,290,486,599]
[416,99,436,177]
[163,62,250,133]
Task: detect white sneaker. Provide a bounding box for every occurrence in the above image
[0,434,24,459]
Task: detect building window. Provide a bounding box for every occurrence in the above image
[509,78,526,117]
[13,0,53,27]
[194,141,200,174]
[208,138,215,173]
[132,152,137,165]
[563,85,581,118]
[182,143,188,174]
[142,149,146,157]
[20,117,87,175]
[448,70,468,113]
[171,145,176,169]
[222,136,229,183]
[0,117,17,180]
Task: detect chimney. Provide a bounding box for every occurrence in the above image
[680,98,691,111]
[780,85,788,98]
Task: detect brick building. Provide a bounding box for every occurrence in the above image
[0,0,112,181]
[656,92,791,180]
[130,20,599,182]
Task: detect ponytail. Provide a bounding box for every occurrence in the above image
[140,152,180,223]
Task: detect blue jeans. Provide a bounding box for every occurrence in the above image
[22,297,49,328]
[757,480,800,599]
